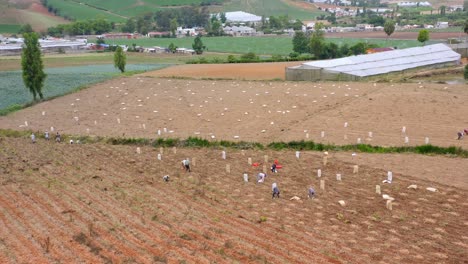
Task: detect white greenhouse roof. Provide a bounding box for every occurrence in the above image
[299,44,460,77]
[224,11,262,23]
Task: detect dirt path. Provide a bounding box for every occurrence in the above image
[141,62,301,80]
[326,31,464,40]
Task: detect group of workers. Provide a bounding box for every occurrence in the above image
[31,131,62,143]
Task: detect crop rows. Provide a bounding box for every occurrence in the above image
[0,64,167,113]
[0,137,466,263]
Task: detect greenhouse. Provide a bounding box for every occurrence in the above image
[285,44,461,81]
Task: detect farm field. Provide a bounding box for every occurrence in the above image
[0,52,216,72]
[0,24,21,34]
[41,0,325,21]
[223,0,325,20]
[0,64,168,112]
[1,71,467,149]
[0,135,466,263]
[0,0,68,32]
[326,31,465,40]
[45,0,126,22]
[103,36,436,56]
[0,55,467,263]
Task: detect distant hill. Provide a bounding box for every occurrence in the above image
[0,0,68,33]
[37,0,323,22]
[0,0,324,33]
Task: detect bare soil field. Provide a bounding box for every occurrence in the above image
[0,136,466,263]
[144,62,300,80]
[326,31,464,40]
[1,75,467,148]
[1,62,467,263]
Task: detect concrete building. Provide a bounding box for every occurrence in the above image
[223,26,257,36]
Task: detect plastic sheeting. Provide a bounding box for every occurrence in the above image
[300,44,461,77]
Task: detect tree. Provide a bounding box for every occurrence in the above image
[463,64,468,80]
[384,20,395,41]
[464,19,468,35]
[464,64,468,80]
[440,5,446,16]
[21,32,47,101]
[292,31,309,54]
[114,46,126,73]
[309,23,325,59]
[122,18,136,33]
[269,16,282,30]
[220,12,227,23]
[168,43,176,53]
[192,35,205,55]
[170,18,178,37]
[417,29,429,45]
[18,24,34,34]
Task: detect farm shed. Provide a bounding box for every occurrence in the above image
[285,44,461,81]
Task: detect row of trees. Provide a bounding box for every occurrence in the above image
[47,18,114,37]
[292,23,379,60]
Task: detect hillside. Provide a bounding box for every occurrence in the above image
[0,0,325,33]
[0,0,68,33]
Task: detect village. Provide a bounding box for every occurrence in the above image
[0,0,465,56]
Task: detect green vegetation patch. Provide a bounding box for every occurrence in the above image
[2,130,465,158]
[0,24,22,33]
[0,64,167,113]
[46,0,125,22]
[223,0,325,20]
[98,36,431,56]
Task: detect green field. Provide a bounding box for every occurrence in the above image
[0,64,168,112]
[43,0,324,22]
[0,24,22,33]
[100,36,440,55]
[224,0,325,20]
[46,0,126,22]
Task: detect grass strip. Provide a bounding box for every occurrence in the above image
[1,129,466,158]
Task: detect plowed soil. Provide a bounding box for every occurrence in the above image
[326,31,464,40]
[143,62,300,80]
[0,137,467,263]
[1,64,467,263]
[1,76,467,148]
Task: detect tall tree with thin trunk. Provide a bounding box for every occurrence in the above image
[384,20,395,42]
[464,19,468,41]
[114,46,126,73]
[21,32,46,101]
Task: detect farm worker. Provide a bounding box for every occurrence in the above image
[31,133,36,143]
[181,158,191,172]
[69,139,74,144]
[308,187,316,199]
[464,129,468,135]
[272,182,277,191]
[163,175,170,182]
[257,172,266,183]
[271,163,277,173]
[272,183,280,199]
[44,131,49,141]
[457,131,464,140]
[55,132,61,143]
